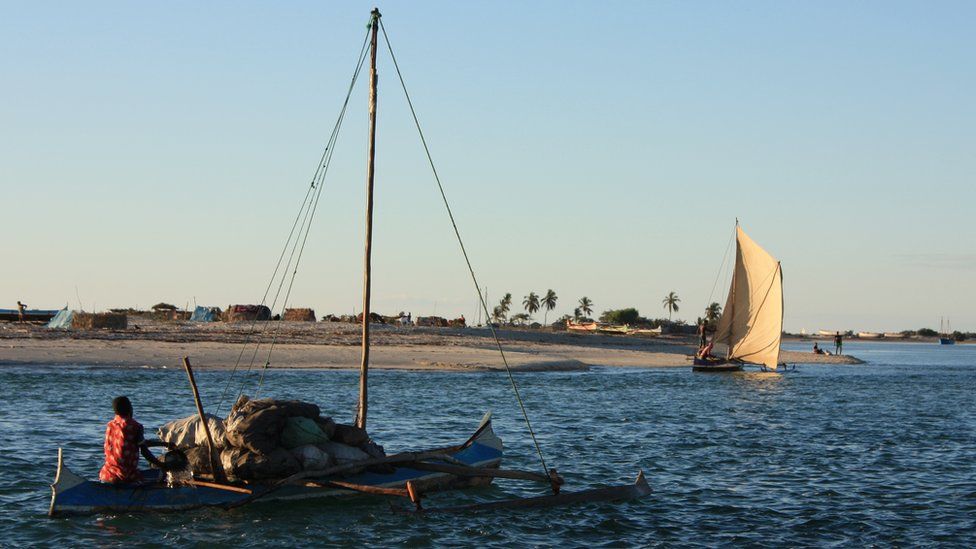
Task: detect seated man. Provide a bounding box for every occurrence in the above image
[696,341,715,360]
[99,396,171,483]
[813,342,824,354]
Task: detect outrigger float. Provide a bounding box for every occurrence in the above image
[50,9,649,517]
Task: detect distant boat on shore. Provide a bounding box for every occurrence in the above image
[0,308,60,322]
[857,332,883,339]
[883,332,905,339]
[694,221,783,373]
[940,317,955,345]
[566,320,598,333]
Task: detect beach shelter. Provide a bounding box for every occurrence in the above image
[47,309,75,329]
[190,306,220,322]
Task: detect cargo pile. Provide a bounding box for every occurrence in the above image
[158,396,385,482]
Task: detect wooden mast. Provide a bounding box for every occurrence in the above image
[725,219,739,359]
[356,8,381,430]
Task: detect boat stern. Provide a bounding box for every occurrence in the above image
[50,448,87,517]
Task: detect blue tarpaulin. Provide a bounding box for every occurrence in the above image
[47,309,75,329]
[190,306,219,322]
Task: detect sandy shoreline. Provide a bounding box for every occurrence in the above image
[0,320,864,370]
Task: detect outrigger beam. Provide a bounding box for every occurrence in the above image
[397,471,650,514]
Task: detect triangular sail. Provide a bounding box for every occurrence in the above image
[712,226,783,369]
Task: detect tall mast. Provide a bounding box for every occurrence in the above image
[356,8,381,430]
[725,219,739,358]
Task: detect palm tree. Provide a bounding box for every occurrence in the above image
[573,307,581,320]
[662,291,680,321]
[705,302,722,322]
[491,305,504,323]
[578,297,593,319]
[523,292,540,318]
[497,292,512,322]
[541,289,558,326]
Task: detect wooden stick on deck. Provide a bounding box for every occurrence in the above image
[182,356,227,483]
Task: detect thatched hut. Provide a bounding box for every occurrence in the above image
[283,308,316,322]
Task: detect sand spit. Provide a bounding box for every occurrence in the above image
[0,320,863,370]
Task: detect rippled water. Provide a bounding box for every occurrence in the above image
[1,341,974,546]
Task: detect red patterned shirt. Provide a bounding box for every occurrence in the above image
[99,415,145,483]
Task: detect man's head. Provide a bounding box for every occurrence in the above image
[112,396,133,418]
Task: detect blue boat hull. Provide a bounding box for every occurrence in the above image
[51,414,503,516]
[940,338,955,345]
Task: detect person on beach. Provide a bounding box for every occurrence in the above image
[99,396,170,483]
[16,301,27,322]
[813,342,826,355]
[834,332,843,355]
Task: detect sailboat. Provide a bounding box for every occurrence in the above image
[694,222,784,372]
[50,9,648,516]
[939,317,955,345]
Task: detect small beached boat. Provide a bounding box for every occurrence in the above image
[857,332,882,339]
[694,222,784,373]
[883,332,905,339]
[566,320,598,333]
[0,308,59,322]
[596,324,630,335]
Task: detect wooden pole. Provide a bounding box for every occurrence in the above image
[402,461,564,486]
[182,356,227,483]
[356,8,381,431]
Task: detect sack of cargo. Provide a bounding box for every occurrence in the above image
[229,396,321,421]
[184,445,216,475]
[226,397,288,454]
[158,414,226,449]
[220,447,300,481]
[225,396,321,455]
[313,416,337,439]
[291,444,332,470]
[317,441,369,465]
[332,424,370,447]
[280,416,330,449]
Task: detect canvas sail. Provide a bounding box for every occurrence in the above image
[712,226,783,369]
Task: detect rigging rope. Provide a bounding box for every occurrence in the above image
[704,223,737,314]
[378,18,553,479]
[215,26,372,414]
[251,32,373,398]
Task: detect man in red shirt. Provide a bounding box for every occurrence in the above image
[99,396,168,483]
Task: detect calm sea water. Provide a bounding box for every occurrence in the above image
[1,341,974,546]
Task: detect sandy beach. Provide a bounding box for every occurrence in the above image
[0,319,862,370]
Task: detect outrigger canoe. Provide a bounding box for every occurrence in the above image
[51,415,502,516]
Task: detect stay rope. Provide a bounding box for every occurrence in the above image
[378,19,553,479]
[251,32,374,398]
[214,26,372,414]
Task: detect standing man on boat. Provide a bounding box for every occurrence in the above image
[16,301,27,322]
[697,318,707,348]
[99,396,169,483]
[834,332,843,355]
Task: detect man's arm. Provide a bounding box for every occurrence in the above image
[140,439,177,469]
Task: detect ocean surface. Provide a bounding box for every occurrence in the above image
[1,341,974,546]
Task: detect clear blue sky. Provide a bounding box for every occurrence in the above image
[2,1,974,332]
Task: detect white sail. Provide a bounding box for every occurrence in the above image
[712,226,783,369]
